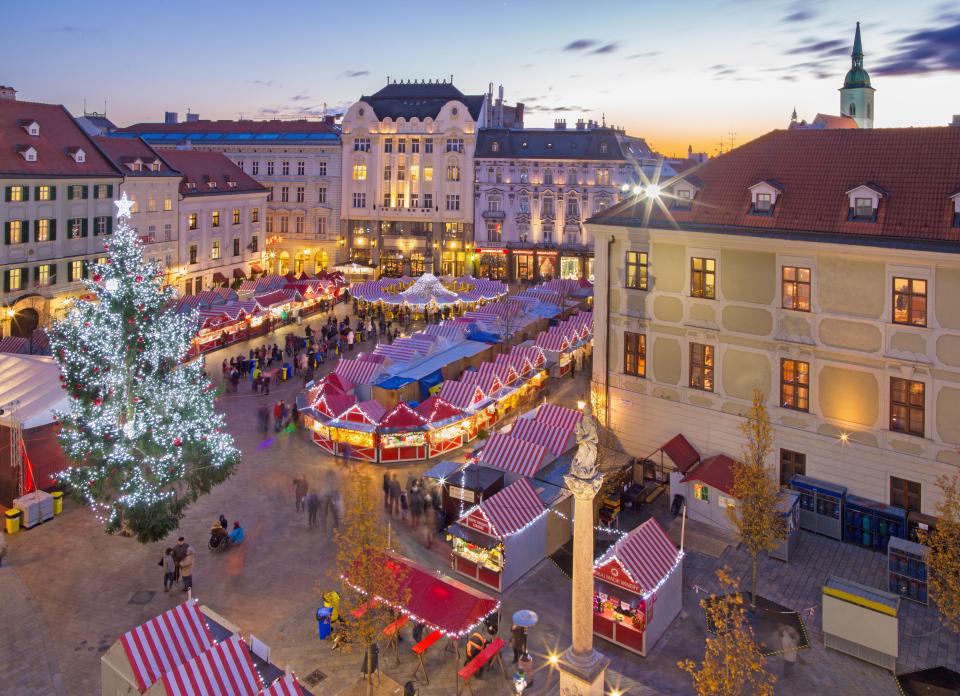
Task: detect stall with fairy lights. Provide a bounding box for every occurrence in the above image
[416,396,469,458]
[326,399,385,462]
[350,273,508,320]
[377,403,429,462]
[592,517,684,657]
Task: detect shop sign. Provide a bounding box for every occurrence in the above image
[596,560,642,594]
[462,509,495,536]
[267,235,284,245]
[535,250,558,256]
[448,485,475,503]
[475,248,508,255]
[381,431,426,448]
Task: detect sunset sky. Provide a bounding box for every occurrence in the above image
[6,0,959,156]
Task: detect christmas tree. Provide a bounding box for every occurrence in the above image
[50,194,240,542]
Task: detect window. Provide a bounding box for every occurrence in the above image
[295,215,304,234]
[595,197,611,213]
[232,208,241,225]
[353,192,366,208]
[486,222,501,241]
[267,161,274,175]
[779,449,806,487]
[853,197,874,220]
[890,476,921,512]
[129,194,139,213]
[689,343,714,391]
[317,216,327,238]
[317,186,327,204]
[6,185,25,201]
[423,193,433,209]
[398,139,406,154]
[423,167,433,182]
[188,213,198,230]
[625,251,648,290]
[36,264,53,287]
[491,141,500,153]
[281,161,289,176]
[674,189,692,210]
[754,192,772,213]
[252,161,260,175]
[694,483,709,502]
[690,257,716,299]
[266,188,273,202]
[67,218,86,239]
[488,195,501,213]
[280,187,289,203]
[36,185,52,201]
[518,224,530,243]
[782,266,811,311]
[148,194,156,212]
[595,169,610,186]
[164,194,172,211]
[35,218,53,242]
[893,277,927,327]
[250,236,258,252]
[233,238,240,256]
[211,210,220,227]
[565,196,580,218]
[446,164,461,182]
[354,138,370,152]
[890,378,924,437]
[780,359,809,411]
[189,244,198,264]
[352,164,367,181]
[424,138,434,154]
[518,194,530,214]
[519,168,529,183]
[68,184,85,199]
[446,138,464,153]
[397,193,405,208]
[384,138,393,153]
[542,195,555,218]
[397,164,406,181]
[5,220,25,244]
[295,186,304,203]
[94,184,113,199]
[68,260,85,282]
[446,194,460,211]
[94,216,111,235]
[279,217,289,234]
[411,138,420,153]
[544,170,553,185]
[266,216,273,233]
[383,192,392,208]
[567,169,577,185]
[251,207,259,223]
[318,161,327,176]
[411,193,419,208]
[384,165,392,180]
[164,223,172,240]
[211,239,221,260]
[296,161,305,176]
[624,332,646,377]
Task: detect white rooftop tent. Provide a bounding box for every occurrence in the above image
[0,354,67,428]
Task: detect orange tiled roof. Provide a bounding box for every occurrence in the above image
[158,150,265,196]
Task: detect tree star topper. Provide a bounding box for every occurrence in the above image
[114,192,135,220]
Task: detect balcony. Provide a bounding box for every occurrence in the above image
[481,210,505,220]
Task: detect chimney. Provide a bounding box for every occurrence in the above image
[186,113,200,122]
[951,115,960,127]
[0,85,17,101]
[164,111,178,124]
[554,118,567,130]
[514,103,524,129]
[576,118,585,130]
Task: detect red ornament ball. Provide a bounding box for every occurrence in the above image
[173,437,183,447]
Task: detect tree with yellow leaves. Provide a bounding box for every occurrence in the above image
[330,467,410,691]
[679,567,776,696]
[727,389,786,607]
[918,470,960,632]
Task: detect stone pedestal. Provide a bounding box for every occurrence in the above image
[557,647,610,696]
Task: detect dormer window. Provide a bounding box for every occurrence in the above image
[227,181,237,188]
[67,147,86,163]
[149,160,160,172]
[19,120,39,136]
[491,141,500,153]
[950,191,960,227]
[208,181,218,189]
[130,159,143,172]
[846,183,886,222]
[674,189,693,210]
[185,181,196,190]
[748,180,783,215]
[17,145,37,162]
[600,142,609,154]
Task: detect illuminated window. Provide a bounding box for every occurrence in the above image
[518,194,530,214]
[353,164,367,181]
[423,167,433,182]
[68,261,84,282]
[6,185,24,201]
[164,194,172,211]
[595,169,610,185]
[780,359,809,411]
[624,332,645,377]
[37,264,52,287]
[625,251,647,290]
[694,483,709,502]
[690,257,715,299]
[446,163,461,182]
[188,213,198,230]
[890,378,924,437]
[211,210,220,227]
[5,220,24,244]
[35,219,52,242]
[37,185,52,201]
[94,216,110,235]
[211,239,221,260]
[251,207,259,223]
[68,218,85,239]
[893,277,926,327]
[232,208,240,225]
[129,194,139,213]
[486,222,501,241]
[148,193,156,212]
[95,184,112,199]
[689,343,714,392]
[782,266,811,311]
[519,168,529,183]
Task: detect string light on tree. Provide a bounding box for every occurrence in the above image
[49,193,240,543]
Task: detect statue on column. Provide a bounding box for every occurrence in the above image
[570,404,599,481]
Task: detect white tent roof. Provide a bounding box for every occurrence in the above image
[0,354,68,429]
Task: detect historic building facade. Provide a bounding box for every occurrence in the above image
[0,98,122,338]
[339,80,521,278]
[472,120,664,282]
[159,151,267,295]
[114,119,341,277]
[588,126,960,517]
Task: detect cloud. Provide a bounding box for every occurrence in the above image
[708,63,739,78]
[785,9,816,22]
[290,93,311,101]
[874,20,960,76]
[627,51,659,60]
[247,79,274,87]
[258,108,280,115]
[564,39,596,51]
[340,70,370,78]
[590,43,618,54]
[784,38,847,56]
[524,103,590,113]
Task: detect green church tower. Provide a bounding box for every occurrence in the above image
[839,22,875,128]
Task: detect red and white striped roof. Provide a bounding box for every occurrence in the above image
[312,393,357,419]
[423,323,466,341]
[255,289,301,309]
[511,345,546,368]
[595,518,681,593]
[478,433,549,477]
[0,336,29,354]
[535,328,571,352]
[439,380,487,411]
[462,478,545,538]
[414,396,464,423]
[196,309,231,329]
[322,372,355,393]
[160,635,263,696]
[510,418,573,456]
[119,600,214,692]
[336,399,386,424]
[356,352,386,365]
[496,352,534,377]
[373,342,424,364]
[263,674,305,696]
[535,403,582,432]
[334,357,382,386]
[479,361,518,387]
[460,369,503,396]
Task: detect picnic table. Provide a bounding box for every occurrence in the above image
[411,629,443,683]
[457,637,506,695]
[382,614,409,663]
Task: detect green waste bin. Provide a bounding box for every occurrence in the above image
[5,508,21,534]
[52,491,63,515]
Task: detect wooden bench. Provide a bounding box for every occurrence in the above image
[457,637,506,695]
[410,629,443,683]
[350,600,376,619]
[382,614,409,663]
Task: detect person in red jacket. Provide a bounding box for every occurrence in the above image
[273,401,283,432]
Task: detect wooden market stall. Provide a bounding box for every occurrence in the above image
[592,518,684,657]
[414,396,469,458]
[377,403,429,462]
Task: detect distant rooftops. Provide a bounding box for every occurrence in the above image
[92,136,179,176]
[116,117,340,144]
[158,150,265,196]
[358,78,485,121]
[475,127,650,161]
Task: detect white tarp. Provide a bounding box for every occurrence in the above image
[0,354,68,429]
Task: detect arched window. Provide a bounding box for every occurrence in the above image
[600,142,609,154]
[518,193,531,214]
[849,103,856,117]
[565,196,580,218]
[491,141,500,153]
[542,193,555,218]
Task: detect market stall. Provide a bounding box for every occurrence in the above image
[475,432,551,480]
[449,478,552,592]
[669,453,738,533]
[593,518,683,656]
[326,400,385,462]
[377,403,429,462]
[415,396,469,457]
[442,463,505,522]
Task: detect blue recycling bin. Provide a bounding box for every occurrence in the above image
[316,606,333,640]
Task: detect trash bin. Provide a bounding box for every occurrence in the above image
[4,508,21,534]
[282,364,292,381]
[316,607,333,640]
[52,491,63,515]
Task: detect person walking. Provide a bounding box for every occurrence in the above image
[306,491,320,529]
[295,475,309,512]
[257,404,269,435]
[273,401,283,432]
[161,548,176,592]
[347,329,355,351]
[172,537,189,582]
[179,546,195,593]
[511,623,527,664]
[0,530,7,567]
[389,474,401,516]
[399,489,409,524]
[382,472,391,510]
[330,490,343,530]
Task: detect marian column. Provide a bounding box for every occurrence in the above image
[558,405,609,696]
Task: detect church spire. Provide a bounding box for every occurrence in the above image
[851,21,864,68]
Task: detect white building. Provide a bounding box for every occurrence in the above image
[159,150,267,295]
[92,136,180,286]
[339,80,521,277]
[0,96,122,338]
[473,120,670,282]
[115,119,341,277]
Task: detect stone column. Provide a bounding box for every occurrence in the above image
[558,470,610,696]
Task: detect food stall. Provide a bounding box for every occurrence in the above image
[442,463,505,521]
[326,400,385,462]
[449,478,552,592]
[669,453,739,533]
[415,396,469,457]
[593,518,683,656]
[377,403,429,462]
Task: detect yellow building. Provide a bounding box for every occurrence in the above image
[588,126,960,516]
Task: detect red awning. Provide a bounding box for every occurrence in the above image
[682,454,736,495]
[346,553,499,638]
[250,263,263,273]
[212,272,228,284]
[660,434,700,473]
[379,403,429,430]
[233,268,247,279]
[414,396,464,424]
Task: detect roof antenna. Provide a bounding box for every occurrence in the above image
[449,74,453,83]
[387,75,391,85]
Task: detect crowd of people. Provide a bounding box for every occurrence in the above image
[293,473,344,531]
[382,472,445,548]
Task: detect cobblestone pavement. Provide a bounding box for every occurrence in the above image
[2,312,958,695]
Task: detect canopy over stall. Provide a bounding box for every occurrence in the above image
[0,354,68,428]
